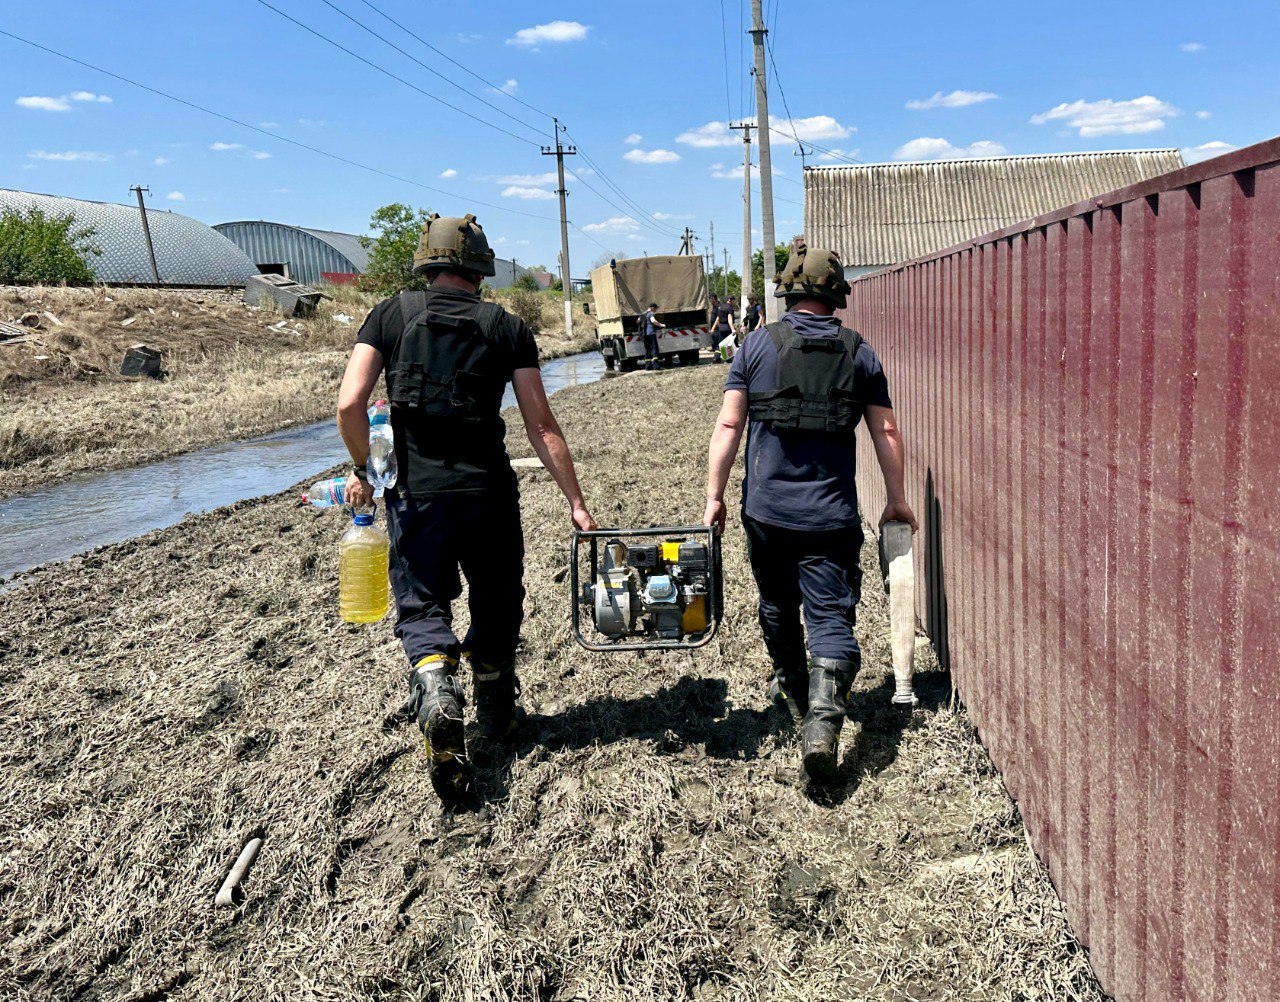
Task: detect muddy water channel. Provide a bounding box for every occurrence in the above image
[0,351,607,581]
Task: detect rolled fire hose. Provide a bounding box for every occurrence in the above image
[881,521,918,708]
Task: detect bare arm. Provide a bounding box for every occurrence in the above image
[702,389,748,531]
[512,367,596,530]
[864,404,918,531]
[336,343,383,507]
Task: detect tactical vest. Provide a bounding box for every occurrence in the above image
[747,320,864,434]
[385,293,508,423]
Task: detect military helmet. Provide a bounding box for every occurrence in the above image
[412,213,497,277]
[773,238,851,308]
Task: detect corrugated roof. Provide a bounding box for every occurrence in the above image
[213,221,370,285]
[804,150,1185,266]
[0,188,257,285]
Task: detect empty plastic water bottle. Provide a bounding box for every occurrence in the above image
[302,476,347,507]
[368,400,397,491]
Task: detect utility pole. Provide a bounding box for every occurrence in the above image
[708,219,717,292]
[750,0,778,322]
[129,185,161,284]
[730,123,753,322]
[678,226,696,255]
[723,248,729,298]
[542,118,576,338]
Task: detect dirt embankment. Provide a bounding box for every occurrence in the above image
[0,285,596,500]
[0,365,1102,1001]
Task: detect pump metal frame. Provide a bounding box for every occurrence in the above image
[570,525,724,652]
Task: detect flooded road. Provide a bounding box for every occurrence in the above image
[0,351,607,581]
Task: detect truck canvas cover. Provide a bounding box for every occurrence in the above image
[591,255,707,332]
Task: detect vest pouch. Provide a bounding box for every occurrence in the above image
[386,297,506,422]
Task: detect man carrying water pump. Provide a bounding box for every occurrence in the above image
[702,239,917,783]
[337,212,597,803]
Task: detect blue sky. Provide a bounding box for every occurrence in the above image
[2,0,1275,274]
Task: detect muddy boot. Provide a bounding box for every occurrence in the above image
[408,656,471,803]
[470,658,526,743]
[767,662,809,723]
[801,656,857,782]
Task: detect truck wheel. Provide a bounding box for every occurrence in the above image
[603,351,616,371]
[619,353,639,373]
[679,350,699,366]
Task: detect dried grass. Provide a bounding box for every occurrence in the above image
[0,285,596,499]
[0,365,1103,1001]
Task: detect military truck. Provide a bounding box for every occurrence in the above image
[589,255,711,372]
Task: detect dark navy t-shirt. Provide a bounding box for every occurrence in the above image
[725,311,893,531]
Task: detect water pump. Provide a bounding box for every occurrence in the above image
[571,526,723,652]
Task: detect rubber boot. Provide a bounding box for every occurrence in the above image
[408,655,471,802]
[801,656,857,782]
[469,656,526,743]
[767,661,809,723]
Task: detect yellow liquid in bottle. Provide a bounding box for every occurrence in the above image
[339,519,389,623]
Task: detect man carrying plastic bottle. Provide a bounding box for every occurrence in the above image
[336,212,596,803]
[702,240,917,783]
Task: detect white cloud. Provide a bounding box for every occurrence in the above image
[165,190,185,202]
[153,156,170,166]
[491,171,557,186]
[297,118,326,127]
[457,32,482,43]
[893,137,1008,160]
[439,168,458,178]
[259,121,279,129]
[70,91,111,104]
[625,133,643,145]
[1030,96,1179,137]
[625,234,643,241]
[210,141,243,151]
[250,150,272,160]
[27,150,111,162]
[709,162,784,179]
[906,89,998,110]
[501,185,557,200]
[507,20,589,47]
[679,115,853,148]
[582,215,640,234]
[624,148,681,164]
[1196,110,1212,120]
[1179,42,1206,53]
[1183,141,1235,163]
[653,211,694,220]
[16,95,70,112]
[497,79,518,94]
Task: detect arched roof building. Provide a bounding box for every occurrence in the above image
[0,188,257,285]
[213,221,370,286]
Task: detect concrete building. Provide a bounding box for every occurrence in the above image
[804,150,1185,280]
[0,188,256,285]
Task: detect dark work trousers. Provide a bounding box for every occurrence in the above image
[642,330,659,362]
[384,487,525,668]
[743,513,864,666]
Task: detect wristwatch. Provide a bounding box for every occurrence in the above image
[352,465,368,482]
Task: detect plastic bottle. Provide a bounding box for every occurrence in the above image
[339,512,389,623]
[303,476,347,508]
[367,400,397,491]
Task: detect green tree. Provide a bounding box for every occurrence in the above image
[705,266,741,299]
[358,203,432,298]
[0,208,98,284]
[512,271,542,292]
[750,242,791,299]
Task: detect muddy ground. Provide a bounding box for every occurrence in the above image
[0,285,595,500]
[0,365,1103,1001]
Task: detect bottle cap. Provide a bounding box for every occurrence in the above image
[353,513,374,526]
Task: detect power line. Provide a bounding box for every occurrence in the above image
[354,0,554,121]
[764,35,864,165]
[317,0,545,140]
[0,28,557,222]
[254,0,541,148]
[717,0,733,121]
[564,133,683,238]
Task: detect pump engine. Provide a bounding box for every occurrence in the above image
[571,526,722,652]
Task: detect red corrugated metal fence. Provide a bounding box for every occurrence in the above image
[842,137,1280,1002]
